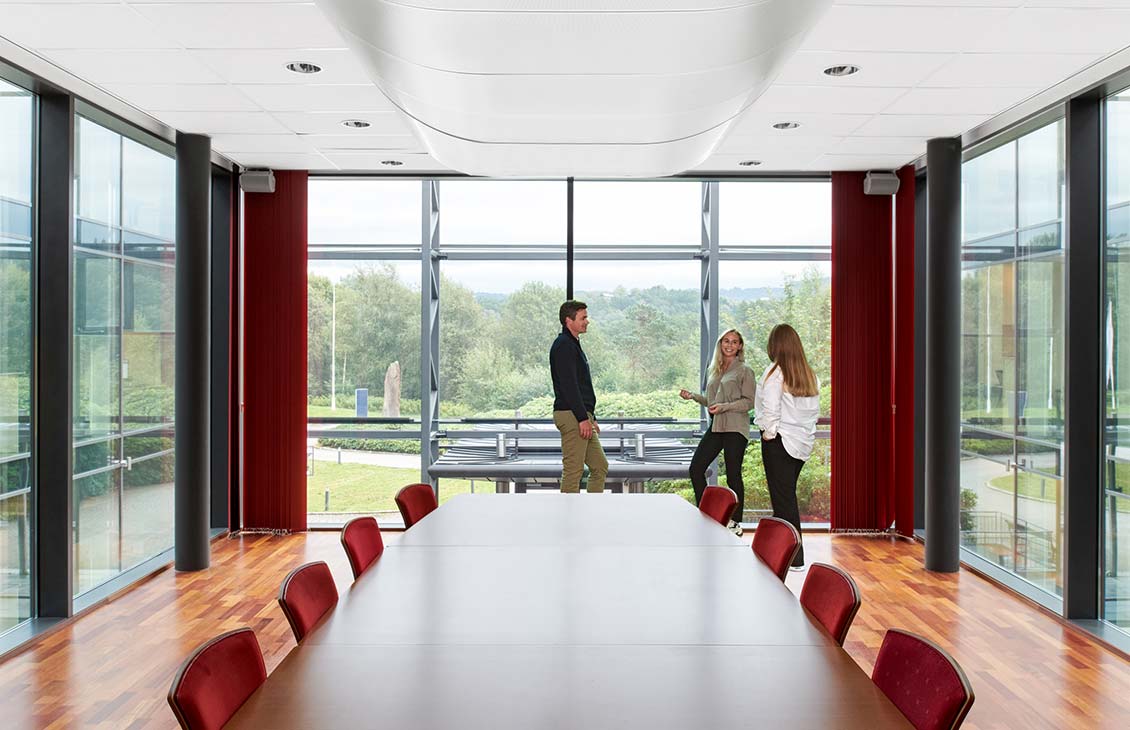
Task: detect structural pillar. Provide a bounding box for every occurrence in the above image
[175,133,212,571]
[925,137,962,572]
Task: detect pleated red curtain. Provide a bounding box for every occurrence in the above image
[893,166,917,536]
[242,171,308,532]
[831,171,895,531]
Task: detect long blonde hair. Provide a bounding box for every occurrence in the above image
[709,328,745,380]
[766,324,818,397]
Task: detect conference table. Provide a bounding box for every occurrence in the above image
[226,494,911,729]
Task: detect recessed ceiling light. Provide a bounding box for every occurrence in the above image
[738,160,762,167]
[286,61,322,75]
[823,64,860,78]
[772,121,801,130]
[341,119,371,129]
[381,160,404,167]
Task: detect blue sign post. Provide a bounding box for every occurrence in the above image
[355,388,369,417]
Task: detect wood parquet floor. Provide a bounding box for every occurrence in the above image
[1,530,1127,729]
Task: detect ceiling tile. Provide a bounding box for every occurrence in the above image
[921,52,1103,88]
[42,49,224,83]
[832,137,927,156]
[272,111,414,135]
[103,83,259,112]
[773,50,953,87]
[754,85,909,115]
[806,153,915,172]
[800,5,1012,54]
[0,5,177,49]
[235,84,394,113]
[852,114,990,138]
[321,151,451,172]
[693,151,825,173]
[964,8,1130,54]
[308,135,422,152]
[728,111,871,137]
[150,110,291,134]
[228,151,337,170]
[132,3,345,49]
[718,134,843,155]
[883,87,1039,116]
[210,134,317,154]
[191,48,373,84]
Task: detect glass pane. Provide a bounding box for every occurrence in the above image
[1016,255,1065,442]
[123,263,175,431]
[0,79,33,239]
[75,116,121,251]
[308,179,421,248]
[122,138,175,259]
[308,261,421,419]
[1104,460,1130,629]
[439,260,564,418]
[1017,120,1064,229]
[1014,466,1063,597]
[959,452,1015,568]
[0,487,31,633]
[441,181,565,246]
[74,466,121,596]
[963,141,1016,242]
[74,252,121,441]
[121,431,174,569]
[961,264,1016,435]
[719,181,832,248]
[575,181,699,246]
[1108,93,1130,208]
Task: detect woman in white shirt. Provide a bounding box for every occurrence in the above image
[754,324,820,568]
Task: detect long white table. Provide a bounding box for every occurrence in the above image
[226,494,911,729]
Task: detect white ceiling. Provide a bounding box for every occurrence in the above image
[2,0,1130,175]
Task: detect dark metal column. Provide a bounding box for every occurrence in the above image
[210,168,233,531]
[925,138,962,572]
[175,133,211,571]
[1064,93,1102,618]
[36,91,75,616]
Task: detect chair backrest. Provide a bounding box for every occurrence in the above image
[277,561,338,642]
[872,629,975,730]
[699,485,738,527]
[341,516,385,580]
[167,627,266,730]
[799,562,862,646]
[751,516,801,581]
[395,483,438,528]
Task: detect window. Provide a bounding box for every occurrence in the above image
[960,119,1065,600]
[73,114,175,596]
[0,76,34,633]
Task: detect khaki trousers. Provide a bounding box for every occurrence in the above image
[553,410,608,493]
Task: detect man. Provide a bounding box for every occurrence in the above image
[549,300,608,493]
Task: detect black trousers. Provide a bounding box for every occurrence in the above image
[689,430,747,523]
[761,434,805,566]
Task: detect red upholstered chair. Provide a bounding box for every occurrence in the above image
[341,516,384,580]
[872,629,975,730]
[167,627,266,730]
[699,485,738,527]
[799,562,861,646]
[277,561,338,642]
[395,482,438,528]
[751,516,801,582]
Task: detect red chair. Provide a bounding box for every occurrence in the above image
[799,563,861,646]
[395,483,438,528]
[698,485,738,527]
[751,516,801,581]
[341,516,384,580]
[167,627,266,730]
[277,561,338,642]
[872,629,975,730]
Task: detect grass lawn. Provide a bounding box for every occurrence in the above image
[307,461,477,513]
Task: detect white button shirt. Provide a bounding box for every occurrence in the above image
[754,365,820,461]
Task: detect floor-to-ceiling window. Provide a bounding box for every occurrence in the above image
[0,77,34,633]
[960,119,1066,600]
[1104,88,1130,631]
[73,113,175,596]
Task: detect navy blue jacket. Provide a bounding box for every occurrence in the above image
[549,327,596,422]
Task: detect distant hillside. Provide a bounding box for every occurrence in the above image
[720,286,781,302]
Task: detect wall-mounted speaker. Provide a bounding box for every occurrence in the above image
[863,171,900,196]
[239,169,275,194]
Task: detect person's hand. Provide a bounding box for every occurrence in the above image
[591,418,600,434]
[579,419,593,439]
[707,404,721,415]
[679,389,692,400]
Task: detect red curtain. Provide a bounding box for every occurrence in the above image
[893,166,917,536]
[242,171,308,532]
[831,172,895,531]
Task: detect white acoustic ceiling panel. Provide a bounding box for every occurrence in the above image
[313,0,833,177]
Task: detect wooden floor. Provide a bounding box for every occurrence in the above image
[2,530,1129,729]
